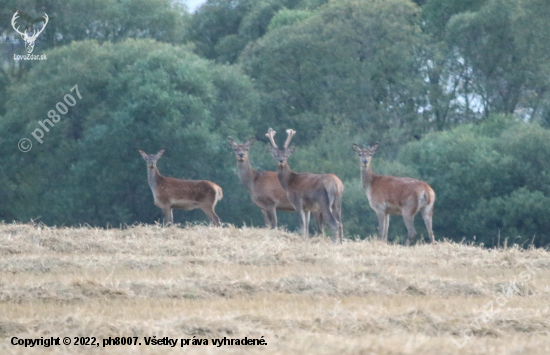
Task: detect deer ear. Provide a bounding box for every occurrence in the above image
[138,150,148,159]
[286,144,295,156]
[352,143,361,153]
[156,149,165,159]
[245,137,256,147]
[370,143,379,153]
[267,145,278,155]
[227,137,236,147]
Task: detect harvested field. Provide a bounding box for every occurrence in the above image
[0,222,549,354]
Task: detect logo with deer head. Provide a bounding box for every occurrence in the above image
[11,10,49,54]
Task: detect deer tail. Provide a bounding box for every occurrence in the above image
[420,186,435,211]
[216,185,223,203]
[323,178,342,209]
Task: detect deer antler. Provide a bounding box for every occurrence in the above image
[266,128,277,148]
[284,129,296,149]
[29,13,48,39]
[11,11,25,37]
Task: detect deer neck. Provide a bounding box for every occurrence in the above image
[236,158,257,190]
[147,166,161,194]
[277,163,293,190]
[361,164,375,190]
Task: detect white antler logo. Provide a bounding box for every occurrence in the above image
[11,11,49,54]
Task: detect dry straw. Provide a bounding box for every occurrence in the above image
[0,222,549,354]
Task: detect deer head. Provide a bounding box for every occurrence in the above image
[228,137,255,161]
[12,11,48,54]
[266,128,295,167]
[139,149,165,169]
[352,143,379,167]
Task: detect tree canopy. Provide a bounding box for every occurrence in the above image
[1,0,550,246]
[0,40,260,226]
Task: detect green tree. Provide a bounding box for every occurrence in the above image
[267,8,313,32]
[0,39,261,226]
[398,115,550,246]
[1,0,190,119]
[416,0,488,129]
[421,0,486,39]
[446,0,550,117]
[187,0,328,63]
[1,0,189,47]
[240,0,427,144]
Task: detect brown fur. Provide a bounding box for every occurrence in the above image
[353,143,435,246]
[228,137,324,231]
[139,150,222,226]
[267,129,344,243]
[251,171,295,211]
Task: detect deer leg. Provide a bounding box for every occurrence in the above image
[290,199,308,239]
[421,207,435,243]
[333,198,344,243]
[305,211,311,235]
[403,213,417,246]
[200,206,221,227]
[320,203,339,244]
[261,209,271,228]
[298,209,309,239]
[213,212,222,227]
[266,208,278,229]
[161,207,173,226]
[383,214,390,242]
[312,212,325,236]
[326,213,340,244]
[376,211,386,241]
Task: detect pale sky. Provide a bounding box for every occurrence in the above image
[185,0,207,12]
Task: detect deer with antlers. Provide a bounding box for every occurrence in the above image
[352,143,435,246]
[228,136,324,232]
[11,11,48,54]
[266,128,344,243]
[139,150,222,226]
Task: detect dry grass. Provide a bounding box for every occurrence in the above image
[0,222,549,354]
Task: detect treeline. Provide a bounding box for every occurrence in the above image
[0,0,549,247]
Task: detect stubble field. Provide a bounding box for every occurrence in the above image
[0,222,549,354]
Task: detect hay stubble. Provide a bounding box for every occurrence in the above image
[0,223,549,354]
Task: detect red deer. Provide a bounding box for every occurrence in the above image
[228,137,324,232]
[266,128,344,243]
[352,143,435,246]
[139,149,222,226]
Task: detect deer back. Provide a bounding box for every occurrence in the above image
[282,171,343,203]
[249,171,293,208]
[155,175,221,206]
[369,174,434,213]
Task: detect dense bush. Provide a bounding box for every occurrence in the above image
[2,0,550,247]
[397,116,550,246]
[0,39,261,226]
